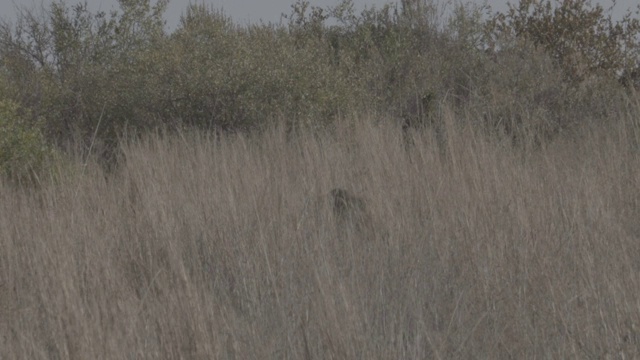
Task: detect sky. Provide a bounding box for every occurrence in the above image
[0,0,638,32]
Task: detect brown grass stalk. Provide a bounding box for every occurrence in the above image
[1,111,640,358]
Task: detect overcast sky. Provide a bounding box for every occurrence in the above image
[1,0,638,31]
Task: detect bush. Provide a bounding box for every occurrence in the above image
[0,0,168,160]
[0,99,53,184]
[472,0,640,146]
[0,0,639,165]
[485,0,640,84]
[163,3,353,133]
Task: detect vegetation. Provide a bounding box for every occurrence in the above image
[1,0,640,357]
[2,116,640,358]
[0,99,53,184]
[0,0,636,163]
[486,0,640,84]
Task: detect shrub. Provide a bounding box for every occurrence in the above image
[0,0,638,165]
[485,0,640,84]
[0,99,53,184]
[472,0,640,146]
[0,0,168,156]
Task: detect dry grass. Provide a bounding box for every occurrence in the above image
[2,107,640,359]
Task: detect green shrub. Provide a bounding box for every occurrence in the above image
[0,99,52,184]
[0,0,168,158]
[472,0,639,145]
[0,0,638,161]
[163,3,352,133]
[485,0,640,84]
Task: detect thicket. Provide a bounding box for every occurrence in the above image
[0,99,53,184]
[0,0,639,177]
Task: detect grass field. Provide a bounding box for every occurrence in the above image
[2,107,640,358]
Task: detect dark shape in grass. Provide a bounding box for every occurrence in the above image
[330,188,371,234]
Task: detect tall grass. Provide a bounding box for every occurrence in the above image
[2,105,640,358]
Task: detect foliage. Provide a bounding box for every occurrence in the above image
[0,0,168,163]
[0,98,53,184]
[163,3,351,133]
[486,0,640,84]
[0,0,638,172]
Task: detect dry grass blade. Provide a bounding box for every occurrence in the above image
[1,113,640,358]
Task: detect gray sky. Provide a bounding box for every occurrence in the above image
[1,0,638,32]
